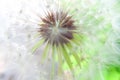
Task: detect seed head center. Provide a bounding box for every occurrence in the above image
[39,11,76,46]
[51,21,61,35]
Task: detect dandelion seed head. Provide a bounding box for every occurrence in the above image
[39,11,76,46]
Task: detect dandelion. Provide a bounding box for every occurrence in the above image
[32,9,84,78]
[26,1,88,80]
[5,0,120,80]
[39,11,75,46]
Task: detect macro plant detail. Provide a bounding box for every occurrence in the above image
[1,0,120,80]
[32,9,84,79]
[39,11,76,46]
[31,0,120,80]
